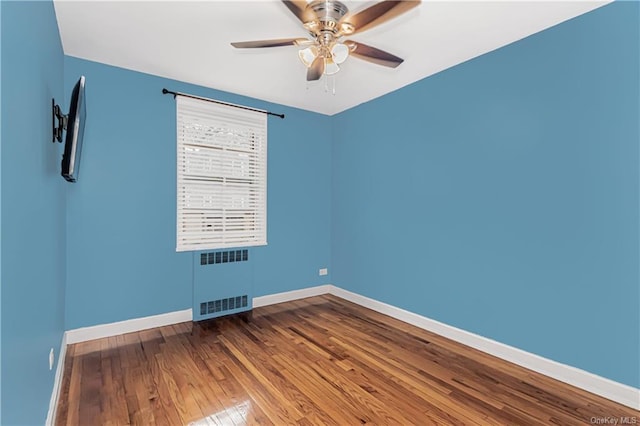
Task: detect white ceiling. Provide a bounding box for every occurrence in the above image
[54,0,609,115]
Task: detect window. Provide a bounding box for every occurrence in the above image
[176,96,267,251]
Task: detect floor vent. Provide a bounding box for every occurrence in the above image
[200,249,249,265]
[200,295,248,316]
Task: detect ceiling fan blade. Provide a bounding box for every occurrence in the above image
[307,55,325,81]
[282,1,313,23]
[342,0,420,34]
[231,38,309,48]
[344,40,404,68]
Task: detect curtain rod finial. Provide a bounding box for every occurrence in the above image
[162,88,176,99]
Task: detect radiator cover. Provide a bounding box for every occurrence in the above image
[192,249,253,321]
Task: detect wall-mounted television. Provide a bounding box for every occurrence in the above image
[52,76,86,182]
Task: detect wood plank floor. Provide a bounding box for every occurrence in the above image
[55,295,639,425]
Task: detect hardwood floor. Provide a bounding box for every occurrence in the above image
[55,295,638,425]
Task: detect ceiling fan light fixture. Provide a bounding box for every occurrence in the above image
[324,57,340,75]
[331,43,349,64]
[298,46,318,68]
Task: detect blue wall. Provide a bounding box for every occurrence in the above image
[0,1,66,424]
[332,2,639,388]
[64,57,332,329]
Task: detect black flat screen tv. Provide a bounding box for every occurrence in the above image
[61,76,86,182]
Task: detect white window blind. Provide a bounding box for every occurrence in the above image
[176,96,267,252]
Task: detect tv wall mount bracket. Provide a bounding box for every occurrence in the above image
[52,98,67,143]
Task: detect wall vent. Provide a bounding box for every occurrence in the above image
[200,249,249,266]
[200,295,248,316]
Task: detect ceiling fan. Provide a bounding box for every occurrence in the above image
[231,0,421,81]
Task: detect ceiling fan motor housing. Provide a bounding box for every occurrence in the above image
[307,0,349,24]
[304,0,354,44]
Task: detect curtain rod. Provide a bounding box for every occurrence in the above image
[162,88,285,119]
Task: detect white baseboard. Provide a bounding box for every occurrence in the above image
[64,285,330,346]
[57,284,639,410]
[64,285,330,345]
[65,309,192,345]
[328,285,640,410]
[252,284,332,308]
[45,332,67,426]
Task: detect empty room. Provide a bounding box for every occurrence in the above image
[1,0,638,424]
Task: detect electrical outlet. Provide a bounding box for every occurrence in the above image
[319,268,328,276]
[49,348,55,371]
